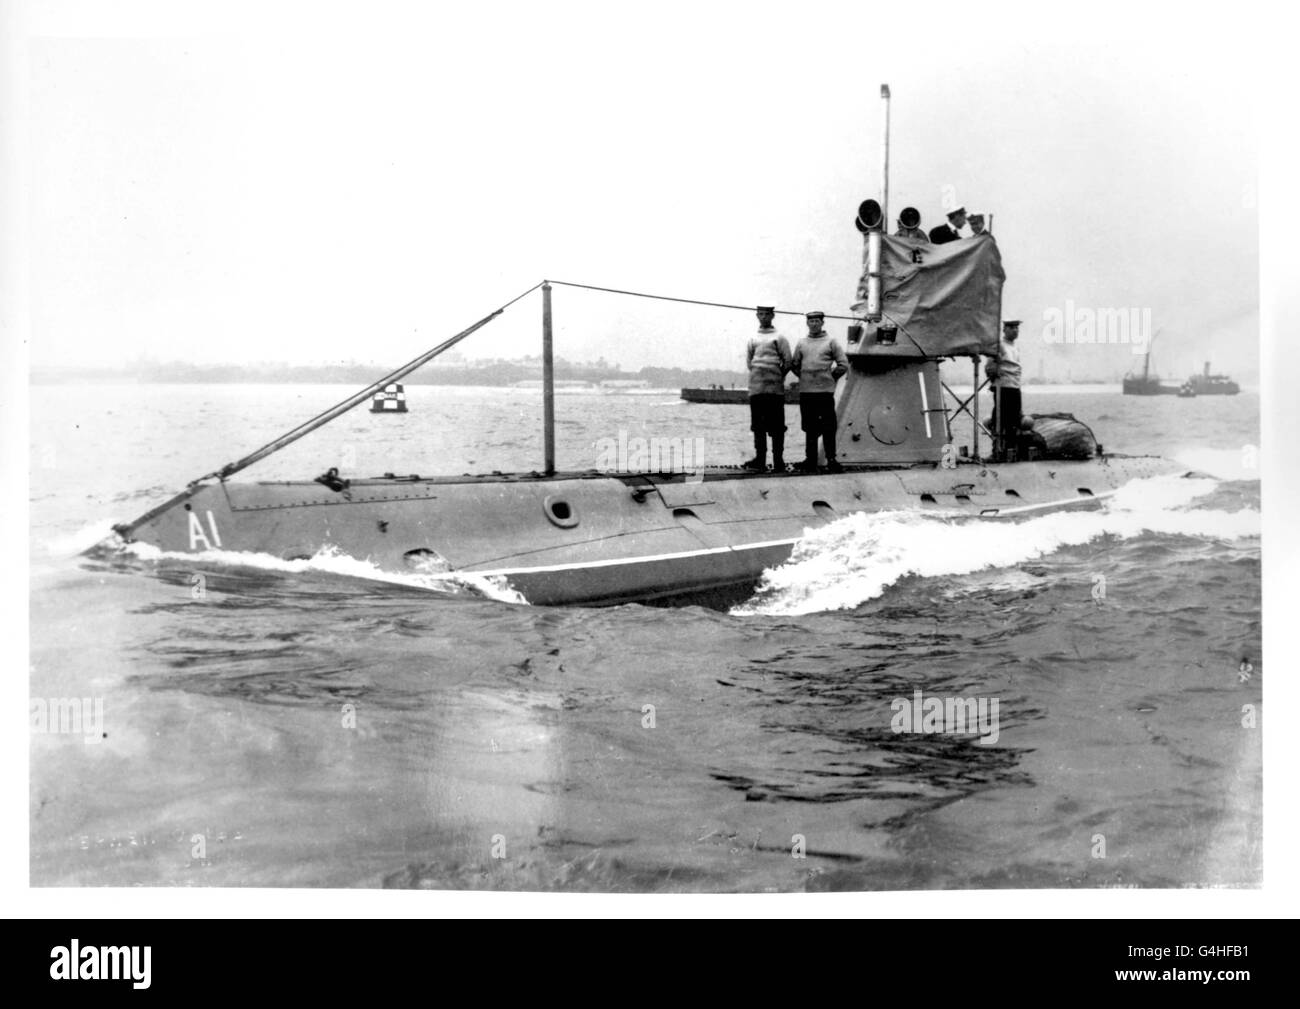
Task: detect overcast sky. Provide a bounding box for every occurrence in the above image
[18,2,1263,380]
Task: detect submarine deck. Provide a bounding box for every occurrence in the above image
[259,454,1160,489]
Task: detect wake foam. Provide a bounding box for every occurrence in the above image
[118,541,529,604]
[1170,445,1260,482]
[734,475,1258,616]
[45,520,124,558]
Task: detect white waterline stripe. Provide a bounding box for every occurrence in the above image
[471,537,801,576]
[469,491,1113,576]
[975,491,1114,517]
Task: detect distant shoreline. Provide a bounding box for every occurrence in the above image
[31,375,1251,391]
[28,365,752,388]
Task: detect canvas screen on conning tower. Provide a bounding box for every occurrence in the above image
[852,232,1005,357]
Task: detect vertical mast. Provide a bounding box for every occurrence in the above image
[880,84,891,230]
[1143,330,1160,382]
[542,282,555,475]
[861,84,891,323]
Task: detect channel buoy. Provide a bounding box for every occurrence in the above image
[370,383,408,413]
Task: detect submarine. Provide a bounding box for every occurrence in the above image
[98,85,1191,609]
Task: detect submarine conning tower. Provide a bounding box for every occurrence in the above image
[833,216,1006,465]
[836,319,948,465]
[834,82,1006,465]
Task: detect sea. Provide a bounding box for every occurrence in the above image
[28,383,1262,893]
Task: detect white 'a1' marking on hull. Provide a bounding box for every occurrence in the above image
[187,510,223,550]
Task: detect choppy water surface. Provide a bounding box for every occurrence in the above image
[30,384,1261,890]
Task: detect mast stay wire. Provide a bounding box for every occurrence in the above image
[546,278,939,358]
[190,277,969,483]
[545,278,862,322]
[194,281,545,484]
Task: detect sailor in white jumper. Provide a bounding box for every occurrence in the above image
[791,311,849,472]
[743,305,793,471]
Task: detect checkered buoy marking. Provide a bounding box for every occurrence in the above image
[370,383,408,413]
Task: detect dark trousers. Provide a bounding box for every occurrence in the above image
[748,394,786,467]
[749,394,785,436]
[799,393,838,467]
[993,387,1022,453]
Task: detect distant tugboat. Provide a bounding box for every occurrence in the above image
[681,383,800,405]
[370,383,408,413]
[1122,331,1179,395]
[1184,362,1239,396]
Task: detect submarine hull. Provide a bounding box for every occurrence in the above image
[113,454,1188,607]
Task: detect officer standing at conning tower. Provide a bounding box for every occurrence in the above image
[743,305,793,471]
[929,207,967,244]
[987,319,1023,458]
[791,311,848,472]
